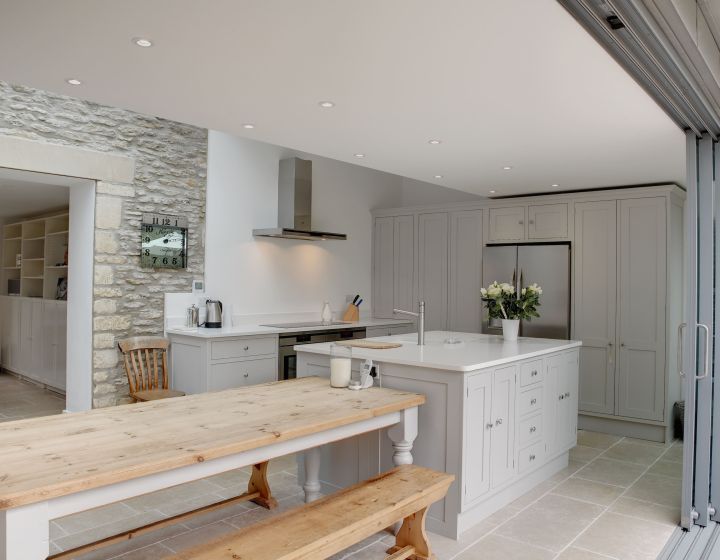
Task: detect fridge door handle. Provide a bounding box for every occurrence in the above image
[696,323,710,380]
[677,322,686,378]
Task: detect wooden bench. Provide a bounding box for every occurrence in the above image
[172,464,453,560]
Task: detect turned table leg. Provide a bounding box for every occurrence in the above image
[248,461,278,509]
[388,407,419,467]
[303,446,322,503]
[0,501,49,560]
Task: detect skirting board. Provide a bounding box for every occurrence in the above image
[579,414,667,443]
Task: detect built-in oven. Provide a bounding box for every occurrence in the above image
[278,328,366,380]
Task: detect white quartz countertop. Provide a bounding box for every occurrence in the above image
[295,331,581,372]
[166,317,413,338]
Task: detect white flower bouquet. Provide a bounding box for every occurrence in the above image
[481,281,542,321]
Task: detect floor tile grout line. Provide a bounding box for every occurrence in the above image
[445,437,629,559]
[550,436,680,559]
[571,544,620,559]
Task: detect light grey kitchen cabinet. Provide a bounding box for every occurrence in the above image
[490,365,517,488]
[449,210,483,332]
[365,324,415,338]
[488,207,525,242]
[372,216,395,318]
[372,215,414,319]
[465,372,492,502]
[417,212,449,330]
[528,203,569,239]
[617,197,666,422]
[574,201,617,415]
[547,351,579,454]
[169,334,278,394]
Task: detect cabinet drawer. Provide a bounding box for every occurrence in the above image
[519,441,545,473]
[211,337,276,360]
[520,360,543,387]
[519,413,543,446]
[208,357,277,391]
[518,386,543,416]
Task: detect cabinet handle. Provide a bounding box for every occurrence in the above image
[677,323,686,378]
[697,324,711,380]
[529,220,535,225]
[565,392,570,398]
[519,220,524,225]
[243,373,249,378]
[531,370,538,376]
[495,418,503,426]
[529,454,536,461]
[530,426,537,433]
[244,346,250,351]
[530,398,537,405]
[486,423,494,430]
[620,342,625,347]
[559,394,564,400]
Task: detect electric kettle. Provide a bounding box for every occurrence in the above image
[205,299,223,328]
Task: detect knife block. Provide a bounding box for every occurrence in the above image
[342,304,360,322]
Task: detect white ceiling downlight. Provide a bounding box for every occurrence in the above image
[66,78,82,86]
[242,123,255,129]
[354,153,366,158]
[428,139,442,145]
[551,183,559,187]
[434,174,443,179]
[489,190,496,194]
[318,101,335,108]
[132,37,153,47]
[502,166,513,170]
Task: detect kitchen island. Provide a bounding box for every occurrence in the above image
[296,331,581,538]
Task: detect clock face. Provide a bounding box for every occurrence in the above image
[141,214,188,269]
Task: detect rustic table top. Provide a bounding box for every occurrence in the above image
[0,377,424,509]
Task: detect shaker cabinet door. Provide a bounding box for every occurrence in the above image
[372,217,395,319]
[417,213,449,330]
[574,201,616,415]
[488,207,525,242]
[449,210,483,333]
[617,198,666,421]
[528,204,569,239]
[490,365,517,488]
[393,215,415,315]
[464,373,492,503]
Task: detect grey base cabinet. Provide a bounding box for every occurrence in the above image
[169,333,278,394]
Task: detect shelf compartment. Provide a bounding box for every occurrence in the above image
[45,214,69,235]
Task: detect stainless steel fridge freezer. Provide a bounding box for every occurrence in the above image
[482,243,571,339]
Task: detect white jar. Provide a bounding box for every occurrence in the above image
[330,343,352,388]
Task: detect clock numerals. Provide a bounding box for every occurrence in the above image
[140,213,188,270]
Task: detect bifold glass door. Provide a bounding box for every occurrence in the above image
[680,132,718,529]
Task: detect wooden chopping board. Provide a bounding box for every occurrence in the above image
[337,340,403,349]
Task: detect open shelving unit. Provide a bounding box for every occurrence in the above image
[1,212,69,299]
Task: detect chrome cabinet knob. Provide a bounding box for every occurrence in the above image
[530,426,537,433]
[243,373,249,378]
[529,219,535,225]
[565,391,570,398]
[495,418,503,426]
[244,345,250,351]
[486,423,494,429]
[531,370,538,376]
[530,398,537,405]
[559,394,564,400]
[529,454,536,461]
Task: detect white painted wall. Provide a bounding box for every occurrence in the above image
[205,131,479,316]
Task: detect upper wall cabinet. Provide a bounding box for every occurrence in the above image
[417,213,449,330]
[528,204,569,239]
[488,207,525,242]
[488,204,569,242]
[372,215,415,319]
[449,210,483,332]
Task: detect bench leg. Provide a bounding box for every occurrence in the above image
[0,501,49,560]
[248,461,278,509]
[303,446,322,502]
[386,507,434,560]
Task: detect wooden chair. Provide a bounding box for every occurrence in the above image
[117,336,185,402]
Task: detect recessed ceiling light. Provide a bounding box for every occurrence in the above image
[428,139,442,145]
[318,101,335,108]
[354,153,366,158]
[132,37,153,48]
[242,123,255,129]
[489,190,496,194]
[66,78,82,86]
[434,175,443,179]
[551,183,559,187]
[502,166,512,170]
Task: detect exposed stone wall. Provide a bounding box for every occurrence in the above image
[0,81,207,407]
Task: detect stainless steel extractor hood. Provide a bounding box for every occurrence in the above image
[253,158,347,241]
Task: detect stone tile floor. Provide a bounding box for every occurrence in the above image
[44,430,681,560]
[0,372,65,421]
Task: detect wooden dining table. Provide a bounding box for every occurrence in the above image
[0,377,424,560]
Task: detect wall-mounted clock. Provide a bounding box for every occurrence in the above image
[141,213,188,269]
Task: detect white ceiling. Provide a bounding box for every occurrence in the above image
[0,169,70,219]
[0,0,686,197]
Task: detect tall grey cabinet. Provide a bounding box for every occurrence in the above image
[373,208,484,332]
[573,191,683,441]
